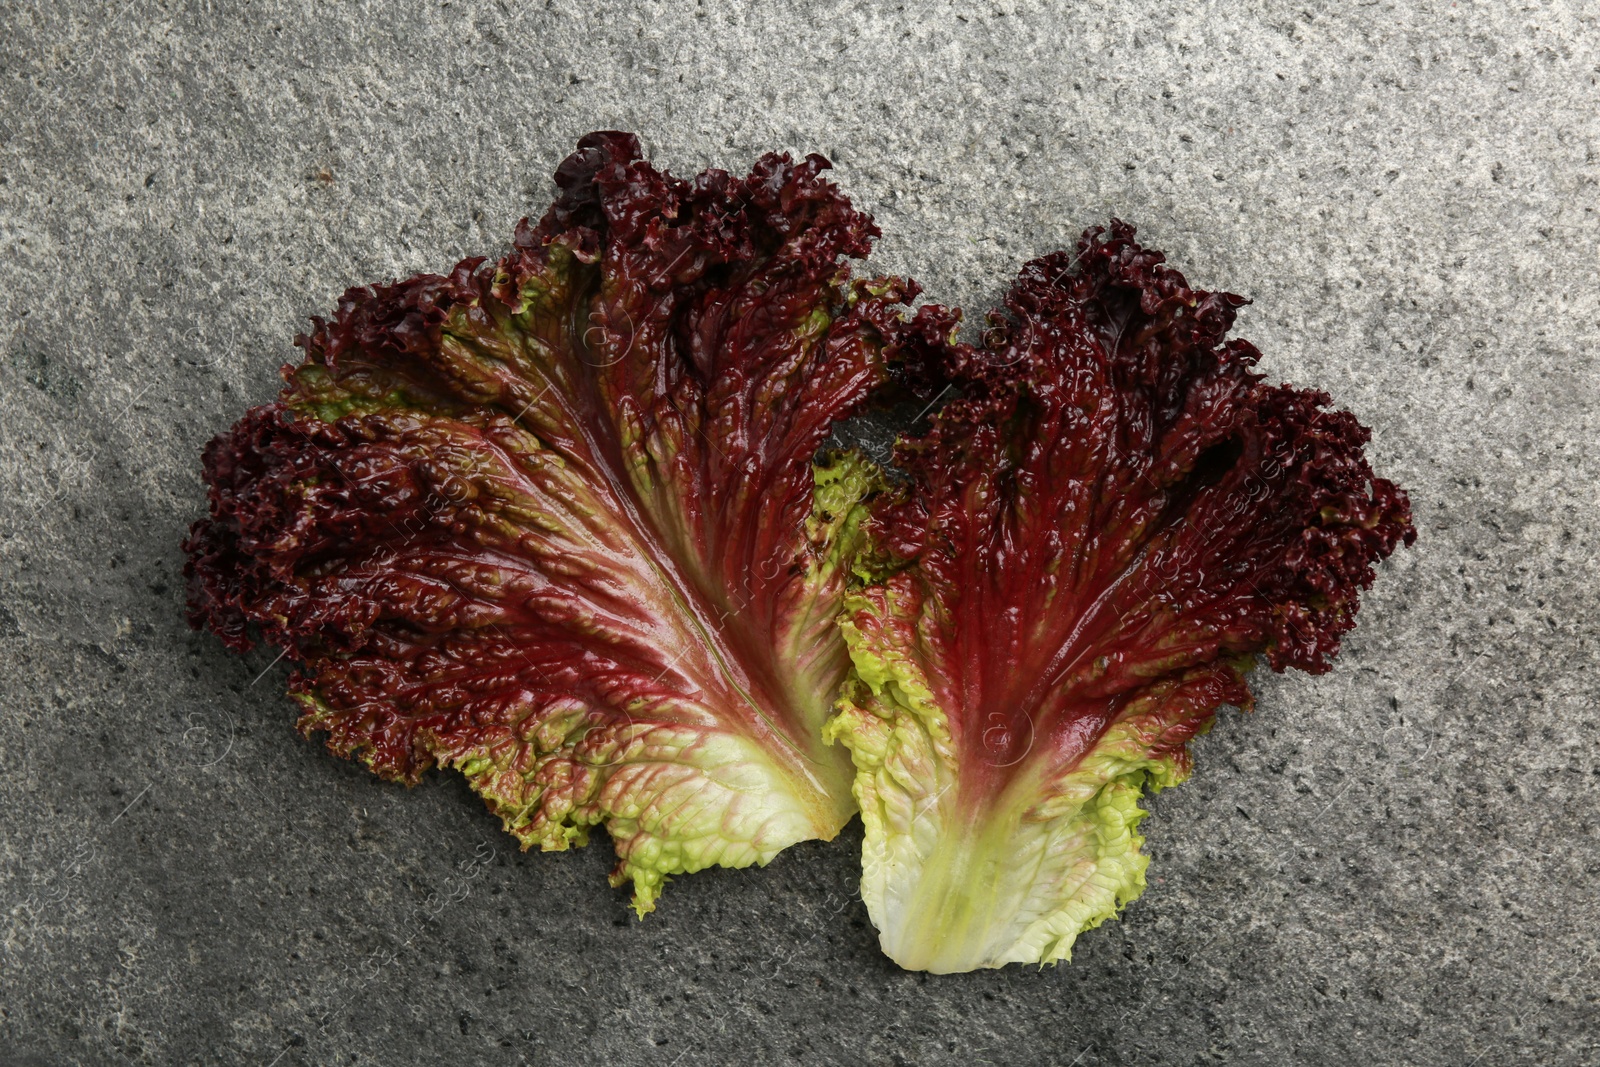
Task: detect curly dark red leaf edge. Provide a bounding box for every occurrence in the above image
[866,219,1416,678]
[185,131,905,672]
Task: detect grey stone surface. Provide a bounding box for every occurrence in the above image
[1,0,1596,1063]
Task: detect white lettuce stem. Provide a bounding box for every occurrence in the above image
[831,615,1190,972]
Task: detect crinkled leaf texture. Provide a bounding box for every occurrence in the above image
[827,222,1416,972]
[184,132,922,912]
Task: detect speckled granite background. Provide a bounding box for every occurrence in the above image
[2,2,1596,1064]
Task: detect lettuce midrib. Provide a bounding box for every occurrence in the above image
[935,540,1160,789]
[557,265,851,787]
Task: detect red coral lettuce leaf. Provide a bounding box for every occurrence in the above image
[184,133,920,911]
[828,221,1416,971]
